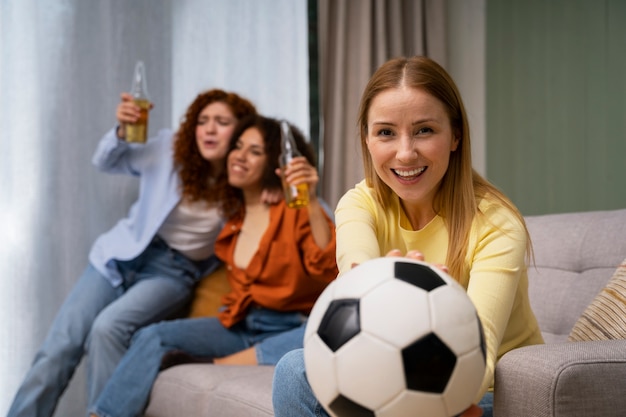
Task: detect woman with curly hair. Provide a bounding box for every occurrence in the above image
[7,89,259,417]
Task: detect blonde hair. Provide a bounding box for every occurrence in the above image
[357,56,531,280]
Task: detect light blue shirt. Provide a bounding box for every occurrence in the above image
[88,128,219,287]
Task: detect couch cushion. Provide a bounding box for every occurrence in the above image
[524,209,626,343]
[568,258,626,342]
[145,364,275,417]
[189,265,231,317]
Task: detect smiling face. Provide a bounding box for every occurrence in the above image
[227,127,267,194]
[195,101,238,162]
[366,86,459,219]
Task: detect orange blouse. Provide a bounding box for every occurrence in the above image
[215,200,338,328]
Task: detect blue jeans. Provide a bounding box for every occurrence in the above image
[272,349,494,417]
[90,307,308,417]
[7,237,216,417]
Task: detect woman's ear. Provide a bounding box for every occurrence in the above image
[451,130,461,152]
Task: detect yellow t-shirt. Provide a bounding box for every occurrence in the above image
[335,180,544,400]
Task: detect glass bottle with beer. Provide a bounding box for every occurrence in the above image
[279,120,309,208]
[125,61,151,143]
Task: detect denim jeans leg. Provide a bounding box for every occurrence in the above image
[88,324,170,417]
[273,349,331,417]
[85,275,195,406]
[255,322,307,365]
[478,391,494,417]
[7,265,118,417]
[90,317,249,417]
[84,238,214,406]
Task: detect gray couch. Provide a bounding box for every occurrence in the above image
[145,208,626,417]
[494,208,626,416]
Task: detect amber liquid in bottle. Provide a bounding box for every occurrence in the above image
[126,98,150,143]
[126,61,150,143]
[282,179,309,209]
[279,120,309,208]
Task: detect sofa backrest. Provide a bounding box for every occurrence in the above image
[524,208,626,343]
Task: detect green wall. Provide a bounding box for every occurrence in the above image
[487,0,626,215]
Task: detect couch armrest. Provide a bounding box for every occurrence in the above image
[494,340,626,417]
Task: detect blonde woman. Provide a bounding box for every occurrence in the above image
[272,56,544,417]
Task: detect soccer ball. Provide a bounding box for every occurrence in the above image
[303,257,486,417]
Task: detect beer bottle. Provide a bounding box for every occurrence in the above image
[279,121,309,208]
[125,61,150,143]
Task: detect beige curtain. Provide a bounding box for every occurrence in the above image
[317,0,447,208]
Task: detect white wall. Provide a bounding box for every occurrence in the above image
[171,0,310,137]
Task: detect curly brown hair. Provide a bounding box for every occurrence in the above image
[219,115,316,219]
[172,89,257,203]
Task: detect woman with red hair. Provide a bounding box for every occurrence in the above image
[8,89,260,417]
